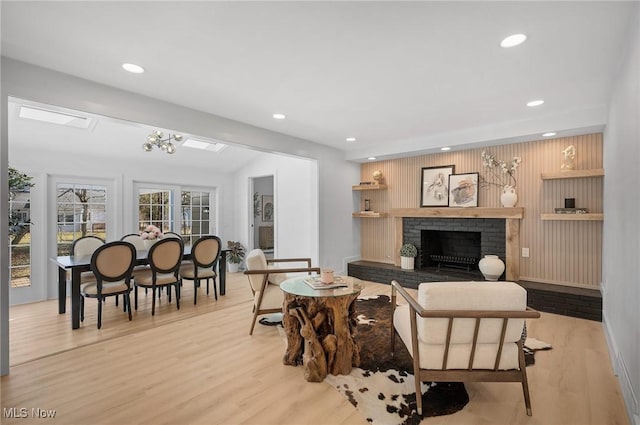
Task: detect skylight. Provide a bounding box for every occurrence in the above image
[19,106,91,128]
[182,138,227,152]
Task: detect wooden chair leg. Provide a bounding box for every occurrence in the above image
[249,308,260,335]
[115,295,119,307]
[134,286,138,310]
[414,374,423,416]
[206,278,210,295]
[80,296,85,322]
[213,278,218,300]
[519,343,533,416]
[193,280,198,305]
[97,298,103,329]
[176,282,180,310]
[152,287,156,316]
[126,293,132,321]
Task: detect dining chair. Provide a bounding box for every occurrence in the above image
[179,235,221,304]
[71,235,109,304]
[134,237,183,316]
[80,241,136,329]
[244,248,320,335]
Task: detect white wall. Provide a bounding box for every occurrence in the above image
[0,58,361,374]
[235,154,318,265]
[603,4,640,424]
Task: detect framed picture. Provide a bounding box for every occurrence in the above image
[262,195,274,222]
[448,173,479,207]
[420,165,455,207]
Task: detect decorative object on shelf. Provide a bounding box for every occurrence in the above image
[500,185,518,208]
[262,195,274,222]
[142,130,182,154]
[554,207,588,214]
[421,165,455,207]
[226,241,245,273]
[140,224,164,249]
[478,255,505,281]
[449,173,479,207]
[364,199,371,211]
[564,198,576,208]
[399,243,417,270]
[561,145,576,171]
[372,170,384,183]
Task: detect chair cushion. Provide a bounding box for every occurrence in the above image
[81,281,129,296]
[416,281,526,345]
[394,304,520,370]
[134,270,178,287]
[254,283,284,311]
[245,249,288,290]
[80,271,96,284]
[180,264,216,279]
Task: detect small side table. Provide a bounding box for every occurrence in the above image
[280,276,363,382]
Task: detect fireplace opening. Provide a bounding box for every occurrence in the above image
[421,230,481,271]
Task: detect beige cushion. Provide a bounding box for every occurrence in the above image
[245,249,287,291]
[80,271,96,284]
[254,283,284,311]
[81,281,129,296]
[134,270,178,287]
[394,281,526,371]
[180,265,215,279]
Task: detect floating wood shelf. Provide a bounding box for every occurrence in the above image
[540,169,604,180]
[352,212,388,218]
[390,207,524,219]
[352,183,387,191]
[540,213,603,221]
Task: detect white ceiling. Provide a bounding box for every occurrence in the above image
[1,1,635,163]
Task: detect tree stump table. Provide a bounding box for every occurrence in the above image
[280,276,363,382]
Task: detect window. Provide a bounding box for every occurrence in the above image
[9,189,31,288]
[136,185,216,246]
[56,183,107,256]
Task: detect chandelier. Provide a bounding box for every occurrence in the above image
[142,130,182,154]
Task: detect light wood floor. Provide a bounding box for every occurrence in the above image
[1,273,630,425]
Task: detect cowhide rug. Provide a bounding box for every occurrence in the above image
[324,295,551,425]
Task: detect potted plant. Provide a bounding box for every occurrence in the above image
[227,241,245,273]
[400,243,417,270]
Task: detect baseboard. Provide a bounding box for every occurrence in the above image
[603,310,639,424]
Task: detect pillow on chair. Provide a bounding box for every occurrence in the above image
[245,249,287,286]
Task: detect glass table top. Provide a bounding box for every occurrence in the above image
[280,275,363,298]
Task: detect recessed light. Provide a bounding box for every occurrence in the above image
[440,147,451,151]
[368,157,376,161]
[122,63,145,74]
[526,99,545,107]
[346,137,357,142]
[542,132,557,137]
[273,113,286,120]
[500,34,527,48]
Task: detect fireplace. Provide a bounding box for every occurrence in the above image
[421,230,481,270]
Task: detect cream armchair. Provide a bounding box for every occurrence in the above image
[244,249,320,335]
[391,280,540,416]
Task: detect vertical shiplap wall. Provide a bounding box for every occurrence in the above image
[358,133,603,289]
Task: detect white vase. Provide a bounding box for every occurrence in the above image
[228,262,241,273]
[143,239,158,250]
[478,255,505,281]
[400,256,415,270]
[500,185,518,208]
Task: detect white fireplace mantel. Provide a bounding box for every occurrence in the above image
[392,207,524,281]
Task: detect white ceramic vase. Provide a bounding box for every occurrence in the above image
[400,256,415,270]
[478,255,505,281]
[143,239,158,250]
[500,185,518,208]
[228,262,241,273]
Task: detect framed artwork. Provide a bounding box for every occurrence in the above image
[448,173,479,207]
[262,195,274,222]
[420,165,455,207]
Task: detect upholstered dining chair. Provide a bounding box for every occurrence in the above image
[80,241,136,329]
[134,237,183,316]
[71,235,110,305]
[390,280,540,416]
[244,248,320,335]
[179,235,222,304]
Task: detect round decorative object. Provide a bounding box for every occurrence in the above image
[478,255,505,281]
[372,170,383,182]
[500,185,518,208]
[400,256,415,270]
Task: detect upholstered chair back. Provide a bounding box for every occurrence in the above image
[120,233,146,251]
[192,236,221,267]
[148,238,183,273]
[72,235,104,257]
[245,249,268,293]
[91,241,136,283]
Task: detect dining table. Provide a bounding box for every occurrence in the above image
[53,247,228,329]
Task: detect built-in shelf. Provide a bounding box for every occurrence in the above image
[390,207,524,219]
[541,169,604,180]
[352,212,388,218]
[540,213,603,221]
[352,183,387,191]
